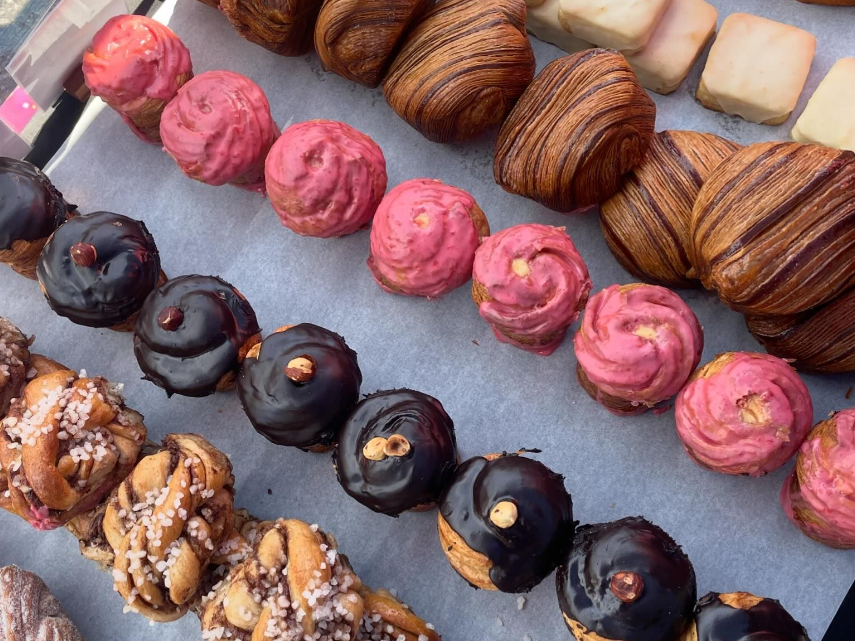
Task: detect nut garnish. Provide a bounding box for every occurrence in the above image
[489,501,518,529]
[610,571,644,603]
[511,259,530,278]
[157,306,184,332]
[384,434,411,457]
[363,437,388,461]
[362,434,412,461]
[69,243,97,267]
[738,395,769,425]
[284,355,316,383]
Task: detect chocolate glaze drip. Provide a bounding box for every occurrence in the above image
[238,324,362,450]
[36,212,161,327]
[556,516,696,641]
[133,275,260,397]
[334,389,458,516]
[695,593,809,641]
[0,158,75,250]
[440,454,574,593]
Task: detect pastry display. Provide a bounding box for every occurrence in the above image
[237,324,362,451]
[367,179,490,299]
[0,565,84,641]
[264,120,388,238]
[781,409,855,549]
[675,352,813,477]
[438,453,574,593]
[220,0,324,57]
[82,15,193,144]
[315,0,430,88]
[0,318,31,417]
[159,71,278,193]
[557,0,673,53]
[526,0,592,54]
[133,275,261,397]
[792,58,855,153]
[334,389,458,516]
[696,14,816,125]
[494,51,656,213]
[0,158,76,280]
[471,224,592,355]
[383,0,535,143]
[574,284,703,416]
[0,366,147,530]
[691,592,809,641]
[556,516,697,641]
[601,131,740,288]
[36,211,164,331]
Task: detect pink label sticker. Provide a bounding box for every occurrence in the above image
[0,86,39,134]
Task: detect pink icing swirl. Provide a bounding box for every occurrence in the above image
[367,179,488,299]
[472,224,591,356]
[676,352,813,477]
[782,409,855,548]
[265,120,388,237]
[574,284,703,409]
[160,70,278,192]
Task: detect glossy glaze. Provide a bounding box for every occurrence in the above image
[694,592,809,641]
[0,158,73,250]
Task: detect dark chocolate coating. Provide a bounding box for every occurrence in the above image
[439,454,574,593]
[556,516,697,641]
[0,157,74,250]
[238,324,362,449]
[36,211,161,327]
[695,593,810,641]
[334,389,458,516]
[133,275,260,397]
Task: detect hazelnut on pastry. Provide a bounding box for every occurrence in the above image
[133,275,261,398]
[781,409,855,549]
[220,0,324,57]
[36,211,164,331]
[367,179,490,299]
[383,0,535,143]
[494,50,656,213]
[237,324,362,452]
[0,367,146,531]
[334,389,458,516]
[315,0,430,88]
[600,131,740,288]
[0,565,84,641]
[689,592,809,641]
[0,317,32,418]
[82,15,192,144]
[0,158,76,280]
[265,120,388,238]
[675,352,813,478]
[472,224,592,356]
[574,284,704,416]
[556,516,697,641]
[160,71,278,193]
[438,452,574,593]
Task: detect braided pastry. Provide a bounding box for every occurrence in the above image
[0,318,31,417]
[0,565,84,641]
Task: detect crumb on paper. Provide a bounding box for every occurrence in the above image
[517,596,526,610]
[472,339,480,346]
[497,617,503,627]
[267,488,272,495]
[846,386,853,399]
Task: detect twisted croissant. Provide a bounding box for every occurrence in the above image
[0,566,83,641]
[0,318,31,417]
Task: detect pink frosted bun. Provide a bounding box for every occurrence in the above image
[782,409,855,548]
[676,352,813,477]
[367,179,490,299]
[472,224,591,356]
[574,284,703,414]
[265,120,387,237]
[159,70,278,192]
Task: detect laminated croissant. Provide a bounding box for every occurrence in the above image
[220,0,324,56]
[0,317,31,417]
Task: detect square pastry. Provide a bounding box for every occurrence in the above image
[697,13,816,125]
[792,58,855,152]
[526,0,592,54]
[558,0,673,53]
[625,0,718,95]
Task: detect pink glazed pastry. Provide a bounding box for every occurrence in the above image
[782,409,855,548]
[265,120,388,237]
[676,352,813,477]
[574,284,703,415]
[82,15,192,144]
[367,179,490,298]
[472,224,592,356]
[159,70,278,192]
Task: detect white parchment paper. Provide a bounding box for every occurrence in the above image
[2,1,855,640]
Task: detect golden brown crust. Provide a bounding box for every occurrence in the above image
[220,0,324,56]
[576,363,648,416]
[360,586,441,641]
[719,592,766,609]
[0,238,50,280]
[437,512,496,590]
[215,331,262,392]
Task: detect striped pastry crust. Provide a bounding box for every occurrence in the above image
[220,0,324,56]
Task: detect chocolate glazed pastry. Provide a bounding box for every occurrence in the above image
[0,158,76,279]
[691,592,809,641]
[334,389,458,516]
[237,324,362,452]
[134,275,261,397]
[556,516,697,641]
[36,211,163,331]
[438,453,574,593]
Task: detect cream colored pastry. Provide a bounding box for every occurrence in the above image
[624,0,717,95]
[697,13,816,125]
[792,58,855,152]
[558,0,672,53]
[526,0,592,54]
